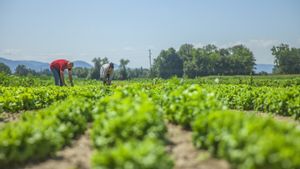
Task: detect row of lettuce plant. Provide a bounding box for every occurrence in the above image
[202,84,300,119]
[0,73,102,87]
[160,84,300,169]
[90,87,173,169]
[193,75,300,87]
[0,85,106,113]
[0,97,94,167]
[0,73,52,87]
[192,110,300,169]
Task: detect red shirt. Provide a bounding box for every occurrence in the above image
[50,59,69,71]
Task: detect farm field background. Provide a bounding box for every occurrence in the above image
[0,74,300,169]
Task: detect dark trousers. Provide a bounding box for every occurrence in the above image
[103,74,110,85]
[51,68,63,86]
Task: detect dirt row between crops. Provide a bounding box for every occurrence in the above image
[166,123,230,169]
[0,112,21,123]
[5,111,298,169]
[12,123,230,169]
[0,112,22,128]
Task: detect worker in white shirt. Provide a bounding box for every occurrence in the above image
[100,62,114,85]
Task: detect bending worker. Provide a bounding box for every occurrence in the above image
[50,59,74,86]
[100,62,114,85]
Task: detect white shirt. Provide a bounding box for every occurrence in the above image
[100,63,114,81]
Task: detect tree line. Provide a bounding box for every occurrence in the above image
[151,43,300,78]
[0,43,299,78]
[152,44,256,78]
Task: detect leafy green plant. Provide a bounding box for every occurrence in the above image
[92,139,173,169]
[192,110,300,169]
[162,84,223,127]
[91,89,172,169]
[91,93,166,148]
[0,97,93,167]
[0,85,105,113]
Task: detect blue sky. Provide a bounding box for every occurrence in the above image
[0,0,300,68]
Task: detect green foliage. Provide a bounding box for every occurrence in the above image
[0,97,93,166]
[152,43,256,78]
[205,84,300,119]
[153,48,183,78]
[0,85,105,113]
[126,67,149,79]
[192,110,300,169]
[194,75,300,87]
[73,67,90,78]
[92,138,173,169]
[90,57,109,80]
[0,63,11,75]
[118,59,130,80]
[162,84,223,127]
[227,45,256,75]
[15,64,38,76]
[91,89,172,169]
[1,77,299,168]
[272,44,300,74]
[91,93,166,148]
[0,74,51,87]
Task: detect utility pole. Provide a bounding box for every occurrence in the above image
[149,49,152,76]
[148,49,152,68]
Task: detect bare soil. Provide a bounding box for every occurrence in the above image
[10,123,232,169]
[3,109,298,169]
[166,123,230,169]
[0,112,22,129]
[0,112,20,123]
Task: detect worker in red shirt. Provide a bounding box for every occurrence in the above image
[50,59,74,86]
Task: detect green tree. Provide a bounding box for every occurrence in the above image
[153,48,183,78]
[90,57,108,80]
[194,49,209,76]
[40,69,51,76]
[73,67,90,78]
[119,59,130,80]
[215,48,230,75]
[178,44,194,61]
[0,63,11,74]
[271,44,300,74]
[127,67,149,79]
[227,45,256,75]
[178,44,196,78]
[157,43,256,77]
[15,65,29,76]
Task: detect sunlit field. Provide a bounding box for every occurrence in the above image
[0,74,300,169]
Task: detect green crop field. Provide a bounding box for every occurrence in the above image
[0,75,300,169]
